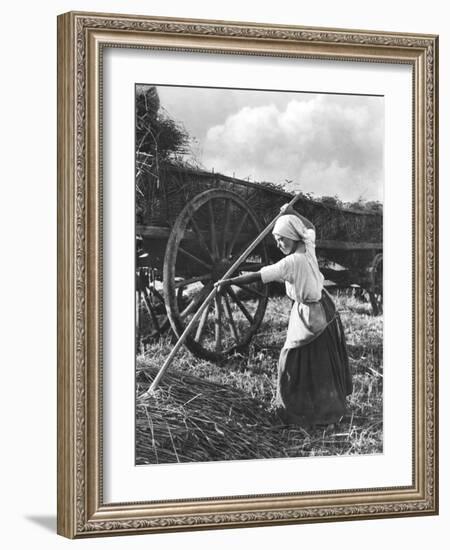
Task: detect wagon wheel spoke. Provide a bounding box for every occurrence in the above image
[226,212,249,258]
[368,253,383,315]
[136,282,171,346]
[223,293,239,343]
[142,289,161,333]
[178,246,212,271]
[221,198,232,258]
[208,200,219,260]
[231,240,263,264]
[226,287,254,324]
[180,283,213,319]
[187,206,213,261]
[214,294,223,352]
[174,274,211,288]
[194,301,211,343]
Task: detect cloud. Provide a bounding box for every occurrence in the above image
[202,95,384,202]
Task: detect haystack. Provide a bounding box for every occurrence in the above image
[136,365,287,465]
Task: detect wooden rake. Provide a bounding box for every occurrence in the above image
[140,192,303,396]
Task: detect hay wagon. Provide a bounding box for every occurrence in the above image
[136,164,383,362]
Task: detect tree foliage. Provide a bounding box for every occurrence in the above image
[295,192,382,214]
[344,199,383,214]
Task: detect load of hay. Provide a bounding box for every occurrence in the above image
[139,163,382,244]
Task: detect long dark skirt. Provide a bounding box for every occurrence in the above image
[276,295,353,426]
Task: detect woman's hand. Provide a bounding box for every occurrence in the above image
[280,203,295,215]
[214,278,232,295]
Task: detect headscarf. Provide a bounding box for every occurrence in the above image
[272,214,324,287]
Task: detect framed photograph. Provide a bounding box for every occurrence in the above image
[57,11,439,538]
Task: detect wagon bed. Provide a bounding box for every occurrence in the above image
[137,164,382,278]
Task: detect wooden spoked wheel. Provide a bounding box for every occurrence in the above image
[136,267,170,347]
[163,189,269,362]
[368,253,383,315]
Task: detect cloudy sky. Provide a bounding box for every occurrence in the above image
[155,85,384,203]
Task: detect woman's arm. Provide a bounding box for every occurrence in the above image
[214,271,262,293]
[281,204,315,231]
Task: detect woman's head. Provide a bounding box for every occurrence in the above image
[272,215,307,255]
[273,233,299,255]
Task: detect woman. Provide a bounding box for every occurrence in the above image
[215,206,352,427]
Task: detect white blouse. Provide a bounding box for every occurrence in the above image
[260,250,328,349]
[260,251,324,303]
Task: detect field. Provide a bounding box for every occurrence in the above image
[135,291,383,464]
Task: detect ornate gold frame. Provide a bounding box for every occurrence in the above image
[57,11,439,538]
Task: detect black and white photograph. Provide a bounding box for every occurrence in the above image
[0,0,444,545]
[135,84,384,465]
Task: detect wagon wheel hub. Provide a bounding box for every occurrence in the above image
[211,258,233,282]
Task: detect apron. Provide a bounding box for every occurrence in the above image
[283,290,336,349]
